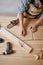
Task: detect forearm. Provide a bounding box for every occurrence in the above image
[34,17,43,27]
[18,13,24,28]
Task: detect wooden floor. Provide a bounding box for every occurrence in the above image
[0,16,43,65]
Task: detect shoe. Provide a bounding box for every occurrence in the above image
[7,19,19,29]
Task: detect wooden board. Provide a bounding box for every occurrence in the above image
[0,28,32,53]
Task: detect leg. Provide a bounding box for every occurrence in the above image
[30,17,43,33]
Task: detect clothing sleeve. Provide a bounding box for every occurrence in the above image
[17,0,31,13]
[41,12,43,18]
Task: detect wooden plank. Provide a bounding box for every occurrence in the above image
[0,28,19,45]
[0,28,32,53]
[34,54,40,60]
[19,40,32,53]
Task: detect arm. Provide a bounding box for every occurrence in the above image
[18,0,31,36]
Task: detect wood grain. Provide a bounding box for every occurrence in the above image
[0,16,43,65]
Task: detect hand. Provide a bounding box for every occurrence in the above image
[21,27,26,36]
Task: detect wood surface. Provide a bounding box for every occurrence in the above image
[0,16,43,65]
